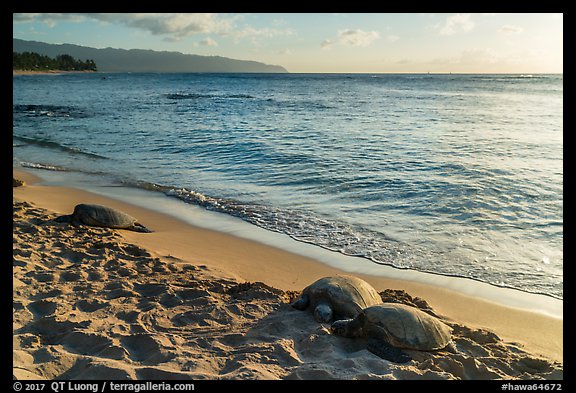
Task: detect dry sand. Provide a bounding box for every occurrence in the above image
[13,169,563,380]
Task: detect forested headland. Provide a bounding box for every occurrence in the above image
[13,51,97,72]
[14,39,287,73]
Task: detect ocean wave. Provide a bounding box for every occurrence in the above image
[19,161,70,171]
[149,185,418,269]
[13,135,109,160]
[13,104,93,118]
[163,92,332,110]
[16,161,119,180]
[130,182,560,300]
[164,93,256,100]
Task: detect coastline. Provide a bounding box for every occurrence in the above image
[13,70,97,75]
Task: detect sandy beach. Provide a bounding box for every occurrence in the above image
[13,168,563,380]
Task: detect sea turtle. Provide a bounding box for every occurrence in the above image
[13,178,25,187]
[291,275,382,323]
[55,203,152,233]
[330,303,453,363]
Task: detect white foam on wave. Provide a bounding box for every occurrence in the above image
[19,161,69,171]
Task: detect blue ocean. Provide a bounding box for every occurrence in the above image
[12,72,563,300]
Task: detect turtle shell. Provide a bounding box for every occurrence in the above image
[73,204,138,228]
[302,275,382,320]
[360,303,453,351]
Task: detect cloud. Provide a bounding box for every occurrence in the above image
[321,39,334,49]
[227,26,294,41]
[321,29,380,49]
[13,13,235,37]
[438,13,475,35]
[195,37,218,47]
[13,13,86,27]
[95,13,235,38]
[339,29,380,46]
[13,13,292,42]
[499,25,524,34]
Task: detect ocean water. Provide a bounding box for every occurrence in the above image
[13,72,563,300]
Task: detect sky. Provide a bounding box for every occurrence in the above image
[13,13,563,73]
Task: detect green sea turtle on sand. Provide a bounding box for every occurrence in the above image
[291,275,382,323]
[13,178,25,187]
[330,303,453,363]
[55,203,152,233]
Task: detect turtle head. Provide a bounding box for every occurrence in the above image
[314,303,333,323]
[53,214,72,223]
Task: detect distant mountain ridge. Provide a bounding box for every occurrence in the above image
[13,38,288,73]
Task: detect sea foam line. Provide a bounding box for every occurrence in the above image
[13,135,109,160]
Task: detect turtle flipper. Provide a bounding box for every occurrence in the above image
[55,214,83,227]
[71,217,85,227]
[367,338,411,363]
[291,294,310,310]
[131,223,152,233]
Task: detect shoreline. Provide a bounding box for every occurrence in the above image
[13,167,563,316]
[13,167,563,366]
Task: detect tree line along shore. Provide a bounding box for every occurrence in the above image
[13,51,97,72]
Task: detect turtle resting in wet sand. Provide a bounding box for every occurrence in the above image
[330,303,453,363]
[55,204,152,233]
[291,275,382,323]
